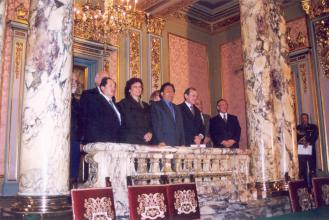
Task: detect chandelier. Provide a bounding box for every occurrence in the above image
[73,0,165,45]
[73,0,142,44]
[104,0,142,34]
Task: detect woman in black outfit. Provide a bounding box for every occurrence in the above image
[118,78,153,145]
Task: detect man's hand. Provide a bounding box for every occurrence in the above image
[144,132,153,142]
[303,142,310,148]
[221,140,230,148]
[221,139,236,148]
[194,136,202,145]
[227,139,236,147]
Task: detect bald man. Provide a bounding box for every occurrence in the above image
[80,71,110,144]
[83,71,110,96]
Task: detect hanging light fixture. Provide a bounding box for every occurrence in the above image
[73,0,141,44]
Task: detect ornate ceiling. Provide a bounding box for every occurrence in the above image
[137,0,301,34]
[74,0,302,34]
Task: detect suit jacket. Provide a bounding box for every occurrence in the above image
[209,114,241,148]
[202,113,211,137]
[83,92,121,144]
[118,96,152,145]
[151,100,185,146]
[179,102,205,146]
[297,123,319,159]
[80,87,100,143]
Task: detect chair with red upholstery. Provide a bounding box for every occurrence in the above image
[288,180,314,212]
[71,187,116,220]
[127,175,170,220]
[166,176,200,220]
[312,177,329,207]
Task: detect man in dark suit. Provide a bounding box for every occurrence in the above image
[195,99,212,147]
[83,77,121,143]
[209,99,241,148]
[151,82,185,146]
[179,88,205,146]
[80,71,110,144]
[297,113,319,184]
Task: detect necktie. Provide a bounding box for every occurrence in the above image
[109,100,121,125]
[223,114,227,123]
[169,103,176,121]
[190,105,195,116]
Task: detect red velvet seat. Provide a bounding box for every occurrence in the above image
[312,177,329,207]
[288,180,313,212]
[128,185,170,220]
[166,183,200,220]
[71,187,116,220]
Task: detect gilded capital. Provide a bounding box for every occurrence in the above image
[301,0,329,18]
[15,3,29,24]
[146,15,166,36]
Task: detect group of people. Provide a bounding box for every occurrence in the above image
[69,71,242,184]
[70,71,320,186]
[73,71,241,147]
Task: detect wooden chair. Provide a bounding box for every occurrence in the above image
[312,177,329,207]
[71,187,116,220]
[288,180,313,212]
[166,175,200,220]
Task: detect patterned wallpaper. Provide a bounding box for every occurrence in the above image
[168,34,211,115]
[220,38,247,149]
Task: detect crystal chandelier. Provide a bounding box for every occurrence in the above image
[104,0,139,35]
[73,0,141,44]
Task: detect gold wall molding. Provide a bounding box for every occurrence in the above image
[15,3,28,24]
[146,15,166,36]
[128,30,142,78]
[6,27,28,181]
[315,17,329,78]
[149,35,161,92]
[14,42,23,79]
[299,63,308,92]
[130,11,145,30]
[301,0,329,18]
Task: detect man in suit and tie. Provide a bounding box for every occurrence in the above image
[209,99,241,148]
[179,88,205,146]
[151,82,185,146]
[80,71,110,144]
[83,77,121,143]
[195,99,212,146]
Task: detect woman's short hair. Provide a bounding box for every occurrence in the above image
[124,77,143,98]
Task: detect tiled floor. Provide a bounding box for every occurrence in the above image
[0,195,291,220]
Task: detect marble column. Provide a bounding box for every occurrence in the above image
[0,0,7,79]
[19,0,73,196]
[239,0,298,189]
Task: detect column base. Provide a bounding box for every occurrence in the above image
[255,180,289,199]
[2,195,71,217]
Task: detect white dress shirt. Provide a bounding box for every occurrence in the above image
[99,90,121,124]
[220,112,228,121]
[185,101,203,139]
